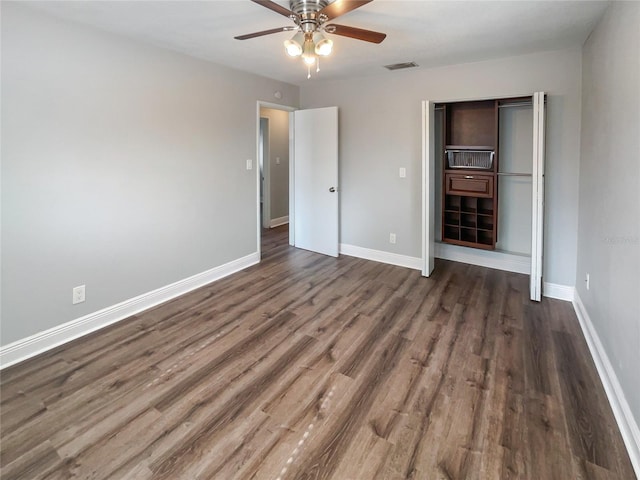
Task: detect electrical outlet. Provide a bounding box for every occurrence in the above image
[390,233,396,244]
[585,273,590,290]
[73,285,86,304]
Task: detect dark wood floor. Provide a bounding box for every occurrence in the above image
[1,225,635,479]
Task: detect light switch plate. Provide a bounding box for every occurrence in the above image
[399,167,406,178]
[246,159,253,170]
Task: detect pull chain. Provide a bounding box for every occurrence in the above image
[307,63,311,79]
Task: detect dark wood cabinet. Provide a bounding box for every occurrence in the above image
[445,173,494,198]
[440,100,499,250]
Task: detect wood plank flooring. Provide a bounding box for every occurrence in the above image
[1,225,635,479]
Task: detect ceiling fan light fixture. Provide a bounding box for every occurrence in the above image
[238,0,387,78]
[284,32,304,57]
[302,37,317,65]
[313,32,333,56]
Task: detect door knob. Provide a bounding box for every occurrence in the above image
[329,187,336,192]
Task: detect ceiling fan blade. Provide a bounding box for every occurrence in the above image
[326,24,386,43]
[318,0,372,21]
[235,26,296,40]
[250,0,296,18]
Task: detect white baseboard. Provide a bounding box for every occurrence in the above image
[573,292,640,478]
[543,282,575,301]
[339,244,422,270]
[270,216,289,228]
[0,252,260,370]
[434,242,531,275]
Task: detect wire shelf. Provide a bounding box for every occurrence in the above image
[446,150,494,170]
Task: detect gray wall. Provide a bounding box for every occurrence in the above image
[497,105,534,255]
[300,48,583,287]
[1,4,299,345]
[577,1,640,433]
[260,107,290,220]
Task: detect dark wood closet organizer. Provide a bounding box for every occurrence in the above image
[439,97,527,250]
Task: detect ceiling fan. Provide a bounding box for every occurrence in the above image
[235,0,386,77]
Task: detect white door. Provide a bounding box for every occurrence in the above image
[530,92,546,301]
[291,107,339,257]
[422,101,435,276]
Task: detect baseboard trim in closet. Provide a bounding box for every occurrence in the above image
[435,241,530,275]
[0,252,260,370]
[573,291,640,478]
[543,282,575,301]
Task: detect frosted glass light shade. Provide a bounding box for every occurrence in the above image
[313,32,333,56]
[302,38,316,65]
[284,32,304,57]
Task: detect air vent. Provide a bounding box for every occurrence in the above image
[383,62,418,71]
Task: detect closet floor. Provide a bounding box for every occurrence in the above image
[1,225,635,479]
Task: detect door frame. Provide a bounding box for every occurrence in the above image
[422,101,436,277]
[530,91,546,301]
[256,101,296,258]
[259,116,270,229]
[421,93,546,300]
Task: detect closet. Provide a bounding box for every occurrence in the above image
[437,96,533,251]
[422,93,546,301]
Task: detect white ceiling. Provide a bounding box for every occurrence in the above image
[25,0,609,86]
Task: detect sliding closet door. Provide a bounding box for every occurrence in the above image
[422,101,436,277]
[530,92,546,301]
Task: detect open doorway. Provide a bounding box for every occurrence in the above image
[256,102,340,261]
[258,103,294,256]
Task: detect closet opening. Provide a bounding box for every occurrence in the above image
[423,93,546,301]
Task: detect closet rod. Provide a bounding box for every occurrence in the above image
[498,102,533,109]
[497,172,532,177]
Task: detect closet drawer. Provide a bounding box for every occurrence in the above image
[445,173,494,198]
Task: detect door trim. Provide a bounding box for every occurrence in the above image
[259,117,270,230]
[530,91,546,301]
[422,100,435,276]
